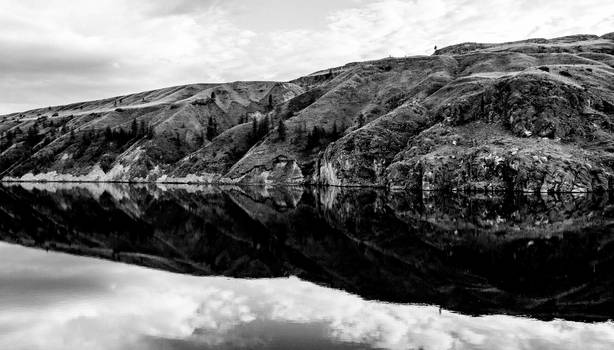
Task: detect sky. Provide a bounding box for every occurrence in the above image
[0,0,613,114]
[1,241,614,350]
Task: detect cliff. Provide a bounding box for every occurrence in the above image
[1,32,613,192]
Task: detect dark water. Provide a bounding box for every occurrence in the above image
[0,182,613,349]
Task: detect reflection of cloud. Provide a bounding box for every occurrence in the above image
[190,289,256,333]
[263,278,614,350]
[0,242,613,350]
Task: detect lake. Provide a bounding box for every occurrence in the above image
[0,182,613,349]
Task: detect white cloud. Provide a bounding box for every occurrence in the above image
[1,0,613,113]
[261,0,614,76]
[0,0,255,112]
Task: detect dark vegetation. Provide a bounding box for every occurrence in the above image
[0,114,156,176]
[305,121,342,149]
[250,117,270,143]
[206,116,219,141]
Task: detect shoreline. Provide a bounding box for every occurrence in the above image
[1,178,612,194]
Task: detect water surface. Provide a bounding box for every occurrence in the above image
[0,183,613,349]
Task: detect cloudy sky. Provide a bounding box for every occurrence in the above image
[1,0,613,114]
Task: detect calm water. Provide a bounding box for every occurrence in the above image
[0,182,613,349]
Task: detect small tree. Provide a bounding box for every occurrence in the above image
[83,130,94,143]
[5,130,13,144]
[146,125,155,139]
[206,116,218,141]
[306,126,323,149]
[251,118,258,142]
[356,113,365,128]
[196,131,205,146]
[104,126,112,140]
[332,121,339,139]
[277,118,286,141]
[260,116,270,135]
[26,125,39,146]
[139,120,147,137]
[118,128,127,142]
[131,119,138,137]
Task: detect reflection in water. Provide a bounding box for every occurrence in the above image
[0,183,613,325]
[1,242,613,350]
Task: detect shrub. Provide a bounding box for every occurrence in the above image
[277,119,286,141]
[100,154,115,172]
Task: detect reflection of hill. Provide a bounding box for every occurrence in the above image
[0,183,612,321]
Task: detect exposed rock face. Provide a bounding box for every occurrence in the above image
[315,102,431,186]
[386,69,614,192]
[1,33,613,192]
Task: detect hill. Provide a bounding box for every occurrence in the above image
[1,32,614,192]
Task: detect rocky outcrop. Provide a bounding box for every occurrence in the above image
[385,68,614,192]
[1,33,613,192]
[314,102,431,186]
[386,125,612,192]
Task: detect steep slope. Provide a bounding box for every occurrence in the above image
[1,32,613,192]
